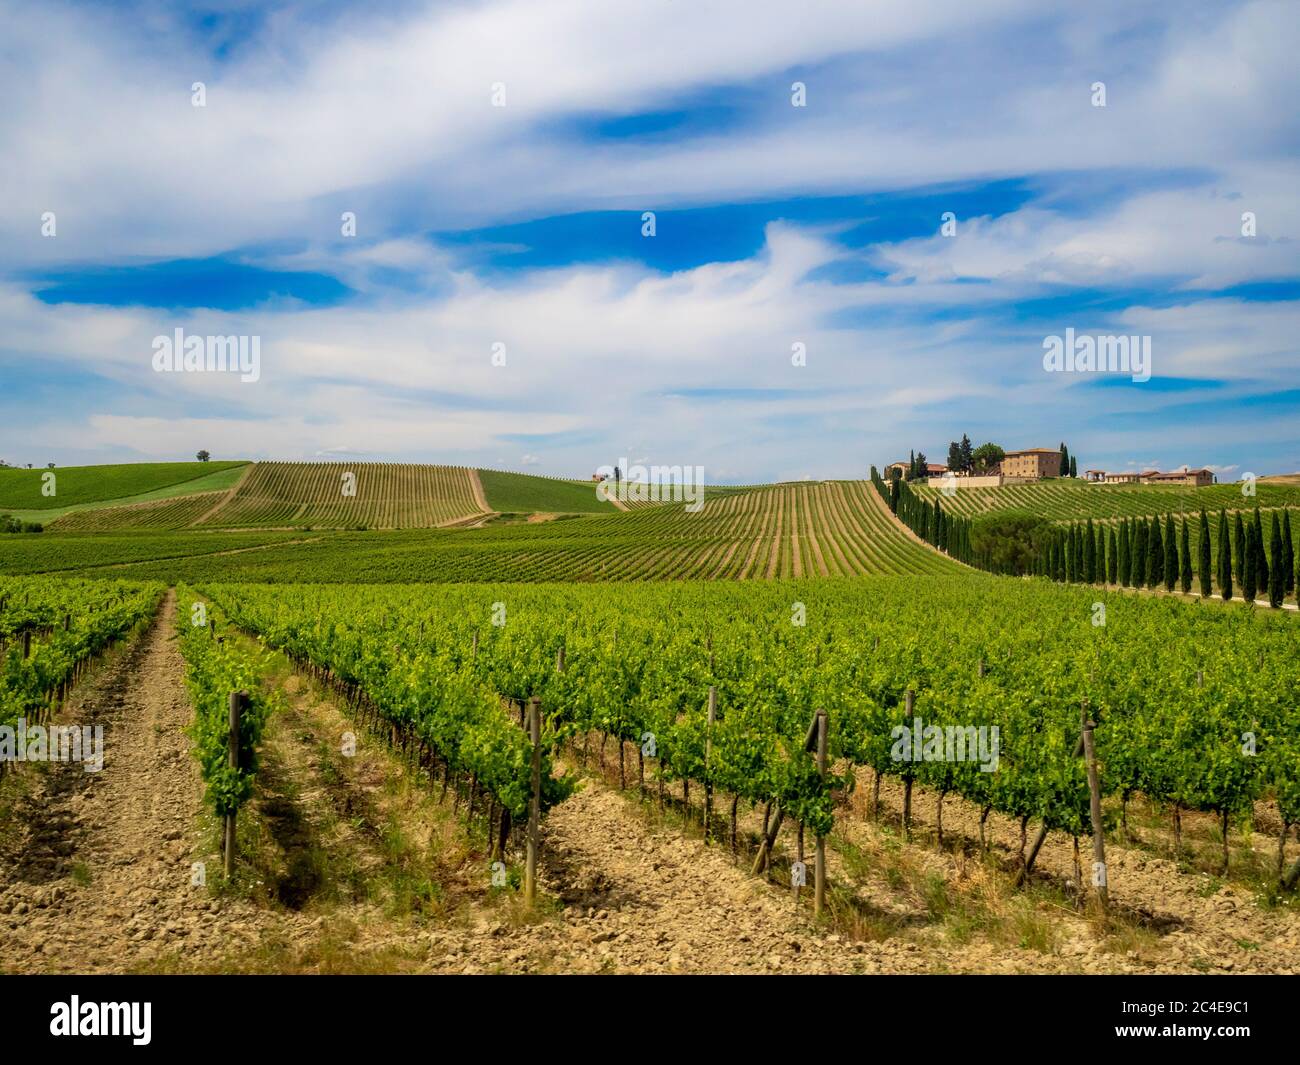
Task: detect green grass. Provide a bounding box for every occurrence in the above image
[0,462,247,520]
[476,469,618,514]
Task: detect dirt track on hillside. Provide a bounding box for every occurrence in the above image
[0,593,298,973]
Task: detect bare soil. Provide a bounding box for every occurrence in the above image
[3,612,1295,975]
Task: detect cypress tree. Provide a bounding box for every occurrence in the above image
[1282,510,1295,594]
[1132,518,1143,586]
[1269,512,1284,607]
[1138,520,1149,587]
[1254,508,1269,592]
[1084,519,1096,582]
[1118,519,1130,585]
[1198,509,1211,597]
[1179,516,1192,593]
[1058,443,1069,478]
[1107,527,1118,584]
[1218,509,1232,601]
[1165,513,1178,591]
[1147,514,1163,588]
[1069,455,1078,479]
[1234,512,1245,585]
[1132,518,1142,584]
[1243,522,1258,603]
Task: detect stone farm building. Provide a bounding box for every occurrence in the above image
[999,448,1060,479]
[1083,467,1214,487]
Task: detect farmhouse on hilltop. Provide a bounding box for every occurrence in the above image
[999,448,1059,479]
[914,446,1061,489]
[1083,467,1214,487]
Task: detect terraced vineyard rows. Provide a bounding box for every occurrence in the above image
[60,480,961,583]
[49,492,229,532]
[196,462,486,529]
[912,479,1300,521]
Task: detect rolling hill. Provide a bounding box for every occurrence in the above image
[1,462,247,523]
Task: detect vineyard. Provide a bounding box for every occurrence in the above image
[202,575,1300,900]
[49,492,231,532]
[21,480,963,584]
[0,576,163,743]
[192,462,487,529]
[0,530,323,576]
[911,477,1300,521]
[3,463,1299,977]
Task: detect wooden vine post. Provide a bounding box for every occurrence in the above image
[525,695,541,908]
[902,689,915,839]
[223,690,248,879]
[1080,699,1108,911]
[813,707,828,918]
[703,686,716,843]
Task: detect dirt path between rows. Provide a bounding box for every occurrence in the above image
[0,592,296,973]
[8,614,1291,975]
[189,463,254,526]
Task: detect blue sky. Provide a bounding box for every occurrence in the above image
[1,0,1297,481]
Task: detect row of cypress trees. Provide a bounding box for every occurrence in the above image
[1037,508,1296,607]
[870,465,1298,608]
[871,466,974,565]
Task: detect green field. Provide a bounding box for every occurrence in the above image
[477,468,618,515]
[0,462,247,522]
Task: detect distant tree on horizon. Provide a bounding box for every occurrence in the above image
[196,450,210,462]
